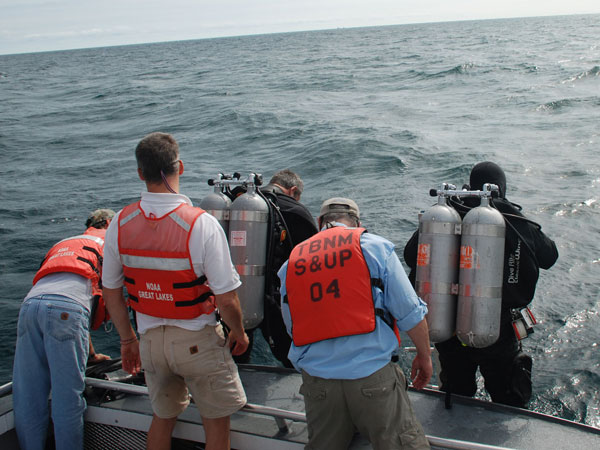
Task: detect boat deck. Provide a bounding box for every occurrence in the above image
[2,364,599,449]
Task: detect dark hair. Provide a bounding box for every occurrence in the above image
[269,169,304,196]
[135,132,180,184]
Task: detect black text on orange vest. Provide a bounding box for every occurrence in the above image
[292,232,354,302]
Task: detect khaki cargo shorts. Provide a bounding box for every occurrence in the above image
[140,324,247,419]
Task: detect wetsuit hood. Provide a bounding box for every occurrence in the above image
[469,161,507,198]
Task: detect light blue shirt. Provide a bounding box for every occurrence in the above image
[279,225,428,379]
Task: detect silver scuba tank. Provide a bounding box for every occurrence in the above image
[456,184,505,348]
[416,184,462,343]
[228,173,269,330]
[199,174,232,236]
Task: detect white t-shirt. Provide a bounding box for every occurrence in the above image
[25,272,92,311]
[102,191,241,334]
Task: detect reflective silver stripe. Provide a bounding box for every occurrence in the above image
[230,210,269,222]
[420,221,461,235]
[168,211,191,232]
[235,264,266,276]
[458,284,502,298]
[121,254,192,271]
[462,223,505,238]
[120,208,141,227]
[416,281,457,296]
[56,235,104,246]
[206,209,230,220]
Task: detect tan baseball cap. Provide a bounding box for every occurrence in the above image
[319,197,360,219]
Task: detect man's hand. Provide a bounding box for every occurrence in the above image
[227,329,250,356]
[410,352,433,390]
[406,318,433,390]
[88,353,111,365]
[121,340,142,375]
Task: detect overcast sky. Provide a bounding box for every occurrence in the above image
[1,0,599,55]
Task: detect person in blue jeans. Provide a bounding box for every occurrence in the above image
[12,209,113,450]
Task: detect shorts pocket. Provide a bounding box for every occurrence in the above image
[139,337,156,374]
[172,334,222,378]
[361,377,397,399]
[399,427,428,448]
[47,303,87,341]
[299,382,327,400]
[394,364,409,391]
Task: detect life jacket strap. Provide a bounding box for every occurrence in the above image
[173,275,208,289]
[175,291,214,307]
[375,308,395,331]
[82,245,103,265]
[76,256,102,287]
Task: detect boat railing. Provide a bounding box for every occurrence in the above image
[0,382,12,397]
[83,378,516,450]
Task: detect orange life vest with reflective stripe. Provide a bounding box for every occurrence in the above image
[285,227,379,346]
[118,201,216,319]
[33,227,108,330]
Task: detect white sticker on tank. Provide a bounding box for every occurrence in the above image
[230,230,247,246]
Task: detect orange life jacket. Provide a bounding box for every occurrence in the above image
[118,201,216,319]
[33,227,108,330]
[285,226,399,346]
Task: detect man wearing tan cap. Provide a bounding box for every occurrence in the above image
[279,197,432,449]
[12,208,114,450]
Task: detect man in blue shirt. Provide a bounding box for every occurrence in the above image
[279,197,431,450]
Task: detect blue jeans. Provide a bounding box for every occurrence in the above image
[12,295,90,450]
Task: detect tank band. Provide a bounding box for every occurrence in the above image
[458,284,502,298]
[416,280,458,296]
[462,223,505,238]
[206,209,230,220]
[230,210,269,222]
[235,264,266,276]
[419,221,461,235]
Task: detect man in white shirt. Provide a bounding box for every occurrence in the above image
[102,132,248,450]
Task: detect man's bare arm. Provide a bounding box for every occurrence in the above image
[103,287,141,374]
[215,289,249,356]
[406,318,433,390]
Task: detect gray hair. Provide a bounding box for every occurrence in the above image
[269,169,304,196]
[320,212,360,227]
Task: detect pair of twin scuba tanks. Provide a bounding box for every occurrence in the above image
[198,172,289,331]
[416,182,535,349]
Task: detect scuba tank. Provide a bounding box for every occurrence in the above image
[415,184,462,343]
[228,173,269,330]
[199,173,233,235]
[456,183,506,348]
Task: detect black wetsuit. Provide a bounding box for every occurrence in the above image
[259,184,318,367]
[404,196,558,407]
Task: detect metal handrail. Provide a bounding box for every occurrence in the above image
[84,378,515,450]
[0,382,12,397]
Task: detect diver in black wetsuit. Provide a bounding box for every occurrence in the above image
[259,169,318,367]
[404,161,558,408]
